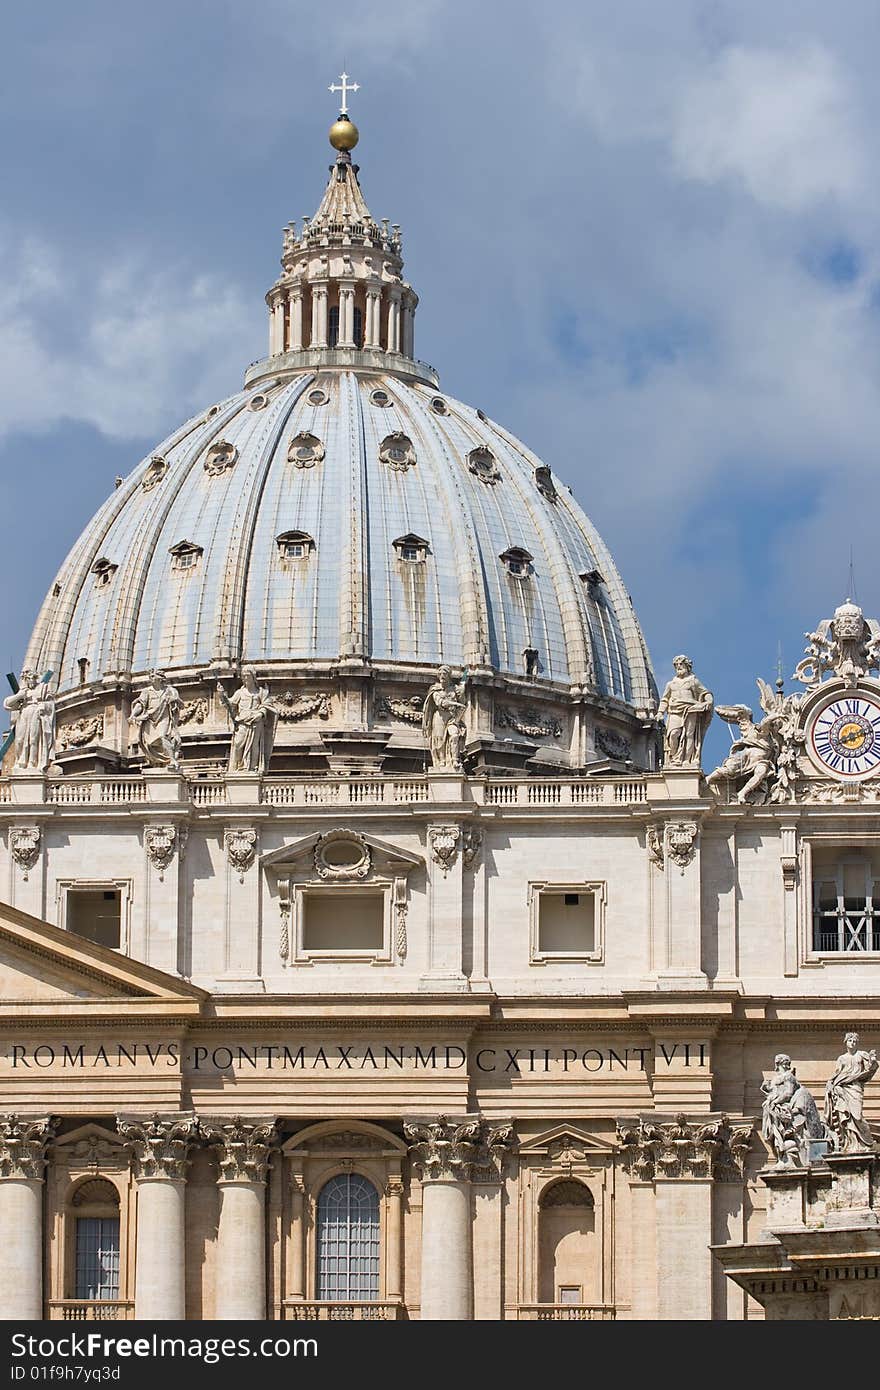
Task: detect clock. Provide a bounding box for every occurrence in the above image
[808,693,880,778]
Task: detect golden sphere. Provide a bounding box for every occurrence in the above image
[329,116,359,152]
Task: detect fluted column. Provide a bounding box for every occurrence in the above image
[405,1117,513,1321]
[289,287,304,352]
[204,1119,277,1320]
[269,297,284,356]
[386,287,402,354]
[365,287,382,348]
[311,285,329,350]
[118,1114,197,1321]
[338,282,356,348]
[0,1115,55,1320]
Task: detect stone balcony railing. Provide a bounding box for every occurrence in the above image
[278,1301,404,1320]
[47,1300,134,1320]
[516,1303,616,1320]
[0,773,655,811]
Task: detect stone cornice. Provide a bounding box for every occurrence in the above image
[0,1114,57,1180]
[117,1113,197,1181]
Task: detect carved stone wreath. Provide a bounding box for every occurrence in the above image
[10,826,41,879]
[287,432,325,468]
[467,446,501,484]
[225,828,257,882]
[314,830,371,881]
[378,432,417,471]
[497,706,562,740]
[275,692,331,721]
[595,727,631,761]
[203,440,238,477]
[58,715,104,750]
[376,694,424,725]
[141,455,168,491]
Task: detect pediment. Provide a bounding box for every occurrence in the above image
[262,829,422,874]
[0,899,206,1013]
[53,1123,126,1169]
[518,1124,615,1159]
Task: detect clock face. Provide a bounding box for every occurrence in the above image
[809,694,880,777]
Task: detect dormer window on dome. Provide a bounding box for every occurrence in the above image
[580,569,605,598]
[169,540,203,573]
[392,533,429,564]
[276,530,315,562]
[501,547,534,578]
[468,447,500,484]
[287,432,325,468]
[141,455,168,492]
[379,433,416,471]
[91,557,118,588]
[535,466,557,502]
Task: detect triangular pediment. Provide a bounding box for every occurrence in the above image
[0,899,206,1014]
[519,1124,615,1158]
[262,829,422,872]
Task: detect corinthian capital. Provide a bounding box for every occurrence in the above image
[616,1113,751,1182]
[202,1117,277,1183]
[117,1113,197,1181]
[404,1115,515,1182]
[0,1115,57,1181]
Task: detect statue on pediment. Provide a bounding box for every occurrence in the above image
[657,655,713,768]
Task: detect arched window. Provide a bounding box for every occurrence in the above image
[316,1173,380,1302]
[71,1180,120,1302]
[328,305,340,348]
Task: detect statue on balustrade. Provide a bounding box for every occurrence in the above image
[3,669,56,772]
[131,669,181,770]
[657,655,713,768]
[760,1053,826,1169]
[217,668,279,774]
[824,1032,878,1153]
[422,666,468,771]
[708,679,803,805]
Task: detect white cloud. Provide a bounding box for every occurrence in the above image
[672,44,862,210]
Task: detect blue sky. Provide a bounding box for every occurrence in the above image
[2,0,880,767]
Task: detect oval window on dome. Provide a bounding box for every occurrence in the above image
[287,432,326,468]
[430,396,448,415]
[248,393,269,411]
[203,440,238,477]
[141,455,168,492]
[307,387,329,406]
[468,447,501,484]
[370,388,391,407]
[379,433,416,471]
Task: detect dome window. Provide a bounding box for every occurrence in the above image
[276,530,315,562]
[393,533,429,564]
[169,540,203,573]
[430,396,448,415]
[370,388,391,407]
[142,455,168,492]
[379,432,417,471]
[203,440,238,477]
[91,557,118,589]
[477,409,487,422]
[468,447,501,484]
[287,431,326,468]
[580,569,605,598]
[500,546,534,578]
[523,647,541,677]
[307,387,329,406]
[535,466,558,502]
[247,392,269,411]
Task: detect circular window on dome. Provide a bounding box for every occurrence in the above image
[430,396,448,415]
[379,432,416,471]
[307,387,329,406]
[287,432,326,468]
[203,440,238,477]
[248,393,270,411]
[467,446,501,484]
[206,404,221,419]
[370,388,391,407]
[141,455,168,492]
[314,830,371,880]
[477,409,487,422]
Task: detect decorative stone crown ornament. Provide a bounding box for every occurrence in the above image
[144,824,186,880]
[794,601,880,689]
[225,828,258,882]
[10,826,41,879]
[429,824,461,875]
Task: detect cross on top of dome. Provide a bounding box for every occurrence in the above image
[328,71,360,115]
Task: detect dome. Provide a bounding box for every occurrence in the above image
[19,123,657,776]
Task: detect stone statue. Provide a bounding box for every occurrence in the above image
[3,670,56,772]
[708,679,803,805]
[217,668,279,774]
[422,666,468,770]
[794,601,880,689]
[761,1054,826,1169]
[131,670,181,770]
[824,1032,878,1153]
[657,655,713,768]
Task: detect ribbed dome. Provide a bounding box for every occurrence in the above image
[26,371,655,711]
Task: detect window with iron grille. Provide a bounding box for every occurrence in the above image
[75,1217,120,1301]
[812,855,880,953]
[316,1173,380,1301]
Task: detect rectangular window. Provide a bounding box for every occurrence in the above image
[301,891,384,953]
[529,882,605,963]
[66,889,121,949]
[75,1217,120,1300]
[558,1285,583,1305]
[812,851,880,953]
